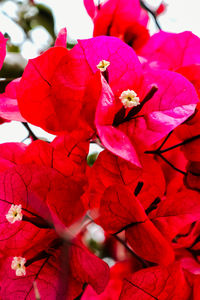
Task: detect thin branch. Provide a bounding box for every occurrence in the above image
[160,134,200,154]
[140,0,162,31]
[157,130,173,151]
[22,122,38,141]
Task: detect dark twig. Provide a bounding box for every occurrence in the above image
[157,131,173,151]
[140,0,162,31]
[22,122,38,141]
[160,134,200,154]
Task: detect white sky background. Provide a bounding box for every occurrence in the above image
[0,0,200,144]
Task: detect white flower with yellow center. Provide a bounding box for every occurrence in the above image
[96,60,110,72]
[11,256,26,276]
[119,89,140,108]
[6,204,23,224]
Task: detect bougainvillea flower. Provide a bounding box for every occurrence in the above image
[52,36,198,165]
[84,149,165,210]
[95,68,198,165]
[18,36,142,134]
[0,79,26,122]
[96,184,174,265]
[0,31,7,70]
[84,0,150,51]
[18,35,198,165]
[0,163,86,253]
[139,31,200,71]
[120,262,191,299]
[0,236,109,299]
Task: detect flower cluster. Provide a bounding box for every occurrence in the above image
[0,0,200,299]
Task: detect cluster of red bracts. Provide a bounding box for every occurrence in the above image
[0,0,200,299]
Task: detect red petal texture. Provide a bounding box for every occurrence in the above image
[178,64,200,97]
[0,164,86,232]
[0,216,56,258]
[139,31,200,70]
[70,238,110,295]
[138,70,198,143]
[125,222,174,266]
[0,248,69,300]
[175,103,200,141]
[0,142,26,172]
[149,189,200,241]
[73,37,142,95]
[17,47,69,133]
[120,263,191,300]
[85,149,165,210]
[82,261,134,300]
[22,130,90,177]
[89,0,150,51]
[97,184,148,233]
[193,276,200,300]
[97,185,174,265]
[0,32,7,70]
[0,238,109,300]
[0,79,26,122]
[54,27,67,47]
[181,138,200,162]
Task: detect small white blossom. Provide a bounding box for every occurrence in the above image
[6,204,23,224]
[11,256,26,276]
[119,89,140,108]
[96,60,110,72]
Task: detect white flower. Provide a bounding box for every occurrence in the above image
[6,204,23,224]
[11,256,26,276]
[119,89,140,108]
[96,60,110,72]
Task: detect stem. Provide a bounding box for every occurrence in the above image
[145,197,161,215]
[23,215,51,229]
[157,130,173,151]
[22,122,38,141]
[160,134,200,154]
[140,0,162,31]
